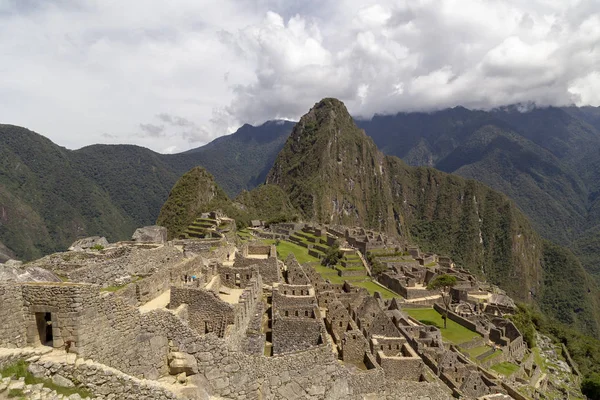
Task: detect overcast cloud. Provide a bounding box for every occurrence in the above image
[0,0,598,153]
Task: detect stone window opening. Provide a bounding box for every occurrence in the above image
[295,311,299,317]
[305,310,309,317]
[339,321,343,327]
[285,311,289,317]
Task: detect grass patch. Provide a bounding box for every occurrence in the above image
[263,239,319,264]
[352,281,400,299]
[482,349,503,362]
[100,276,141,292]
[404,308,481,344]
[0,360,91,398]
[7,388,25,398]
[464,345,493,359]
[491,361,519,376]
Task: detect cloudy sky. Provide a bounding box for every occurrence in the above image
[1,0,599,153]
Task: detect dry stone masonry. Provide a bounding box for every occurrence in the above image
[0,218,582,399]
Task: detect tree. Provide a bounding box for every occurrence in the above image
[427,274,457,329]
[371,259,386,275]
[582,373,600,400]
[322,241,342,266]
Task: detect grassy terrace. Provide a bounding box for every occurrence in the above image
[404,308,481,344]
[491,361,519,376]
[263,239,319,264]
[263,239,401,298]
[237,229,254,241]
[464,345,493,359]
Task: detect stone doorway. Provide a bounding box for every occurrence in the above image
[35,312,53,346]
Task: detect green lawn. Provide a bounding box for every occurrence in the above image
[265,239,400,298]
[465,345,493,358]
[264,240,319,264]
[404,308,481,344]
[353,281,400,299]
[482,349,503,362]
[491,361,519,376]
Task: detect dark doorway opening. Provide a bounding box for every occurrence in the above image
[35,312,53,346]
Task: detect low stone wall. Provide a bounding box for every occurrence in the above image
[30,354,182,399]
[433,302,478,332]
[337,268,365,277]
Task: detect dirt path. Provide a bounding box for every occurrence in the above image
[139,289,170,313]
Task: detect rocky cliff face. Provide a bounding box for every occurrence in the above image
[267,98,542,300]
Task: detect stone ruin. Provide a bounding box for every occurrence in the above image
[0,221,542,399]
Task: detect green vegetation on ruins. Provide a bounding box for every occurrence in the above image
[0,360,92,398]
[403,308,481,345]
[261,236,399,298]
[265,98,600,345]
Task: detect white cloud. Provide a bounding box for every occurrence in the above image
[0,0,598,153]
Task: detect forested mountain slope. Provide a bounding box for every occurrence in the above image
[267,98,600,336]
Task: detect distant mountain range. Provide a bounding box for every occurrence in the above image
[153,98,600,338]
[2,104,600,282]
[0,121,293,260]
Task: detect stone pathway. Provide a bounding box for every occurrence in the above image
[139,289,171,313]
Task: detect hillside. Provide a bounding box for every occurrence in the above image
[0,121,293,260]
[0,124,139,260]
[156,167,231,239]
[156,166,299,239]
[267,98,600,336]
[357,106,600,280]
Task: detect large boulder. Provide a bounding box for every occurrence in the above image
[0,264,61,283]
[68,236,109,251]
[168,352,198,375]
[132,225,168,244]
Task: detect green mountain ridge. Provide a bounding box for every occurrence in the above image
[266,98,600,337]
[0,121,294,259]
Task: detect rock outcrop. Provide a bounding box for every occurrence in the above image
[68,236,109,251]
[168,352,199,376]
[0,264,61,283]
[132,226,168,244]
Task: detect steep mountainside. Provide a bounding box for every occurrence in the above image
[267,98,600,336]
[156,166,299,239]
[0,124,138,260]
[357,106,600,279]
[156,167,230,239]
[0,121,293,260]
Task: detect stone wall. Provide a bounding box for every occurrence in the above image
[233,257,280,285]
[272,317,324,355]
[218,265,258,288]
[136,308,453,399]
[14,283,169,379]
[170,286,234,336]
[0,283,26,347]
[65,246,185,287]
[376,348,423,381]
[29,354,182,400]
